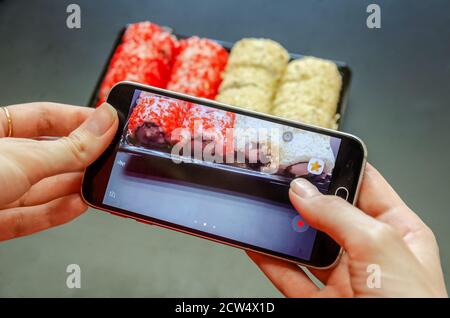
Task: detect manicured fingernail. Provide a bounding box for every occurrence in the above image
[290,178,320,198]
[84,103,117,136]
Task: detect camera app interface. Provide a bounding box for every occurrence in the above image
[103,89,342,261]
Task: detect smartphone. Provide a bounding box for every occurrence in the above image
[82,82,367,268]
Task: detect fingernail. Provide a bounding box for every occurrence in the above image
[290,178,320,198]
[84,103,117,136]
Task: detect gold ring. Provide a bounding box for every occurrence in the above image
[1,106,13,137]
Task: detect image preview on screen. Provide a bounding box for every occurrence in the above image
[103,89,341,261]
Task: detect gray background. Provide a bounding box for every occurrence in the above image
[0,0,449,297]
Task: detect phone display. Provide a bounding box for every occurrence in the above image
[83,82,366,267]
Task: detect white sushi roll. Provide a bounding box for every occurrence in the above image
[219,66,276,91]
[232,114,282,172]
[273,80,341,116]
[272,101,338,129]
[226,38,289,79]
[216,86,273,114]
[281,56,342,87]
[277,126,335,175]
[270,56,343,127]
[231,114,335,176]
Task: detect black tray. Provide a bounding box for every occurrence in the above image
[88,25,352,130]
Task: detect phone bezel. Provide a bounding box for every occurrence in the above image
[82,81,367,269]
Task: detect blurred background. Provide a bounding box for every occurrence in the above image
[0,0,449,297]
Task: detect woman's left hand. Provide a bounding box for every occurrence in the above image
[0,102,118,241]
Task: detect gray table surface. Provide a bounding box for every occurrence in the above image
[0,0,449,297]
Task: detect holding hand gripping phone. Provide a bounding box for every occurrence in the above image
[82,82,367,268]
[0,95,445,297]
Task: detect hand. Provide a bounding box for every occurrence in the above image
[248,164,448,297]
[0,102,118,241]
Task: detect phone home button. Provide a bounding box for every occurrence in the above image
[335,187,349,201]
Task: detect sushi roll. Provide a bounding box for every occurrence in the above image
[168,104,236,161]
[271,56,342,128]
[97,22,178,105]
[225,38,289,79]
[231,114,283,173]
[272,102,338,129]
[121,21,170,43]
[277,127,335,175]
[126,92,190,147]
[167,37,228,99]
[182,104,235,146]
[127,92,235,159]
[219,66,275,91]
[281,56,342,88]
[216,86,273,114]
[230,114,335,176]
[216,38,289,115]
[273,81,340,118]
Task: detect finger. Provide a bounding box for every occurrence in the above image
[2,172,83,209]
[289,178,382,253]
[0,193,87,242]
[0,103,118,205]
[358,164,432,245]
[0,137,36,143]
[357,163,405,217]
[0,102,93,138]
[307,267,333,284]
[246,251,319,297]
[308,254,352,290]
[359,165,444,277]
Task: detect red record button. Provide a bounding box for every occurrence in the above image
[291,215,309,233]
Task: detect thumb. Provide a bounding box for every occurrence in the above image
[289,178,380,253]
[15,103,118,185]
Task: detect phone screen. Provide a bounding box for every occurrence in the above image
[100,88,346,263]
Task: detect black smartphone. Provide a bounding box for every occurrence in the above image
[82,82,367,268]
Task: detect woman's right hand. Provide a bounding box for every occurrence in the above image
[248,164,448,297]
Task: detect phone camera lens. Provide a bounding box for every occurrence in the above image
[346,160,354,169]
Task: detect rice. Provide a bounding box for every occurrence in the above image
[226,38,289,79]
[270,56,342,127]
[273,80,340,115]
[272,102,338,129]
[219,66,276,91]
[216,86,272,114]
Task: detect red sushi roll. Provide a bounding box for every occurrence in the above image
[167,37,228,99]
[179,104,235,160]
[127,92,190,146]
[97,22,178,105]
[122,21,166,43]
[182,104,235,143]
